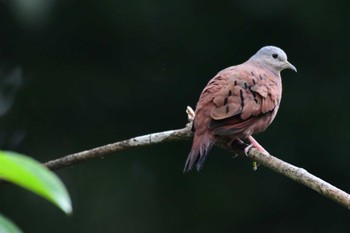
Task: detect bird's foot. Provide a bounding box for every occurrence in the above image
[243,144,259,171]
[245,136,269,171]
[247,136,269,154]
[244,144,254,155]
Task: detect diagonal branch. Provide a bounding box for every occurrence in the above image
[44,124,193,170]
[43,107,350,209]
[247,148,350,209]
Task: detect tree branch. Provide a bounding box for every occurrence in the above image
[44,107,350,209]
[44,124,193,170]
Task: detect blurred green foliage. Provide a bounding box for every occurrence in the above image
[0,214,22,233]
[0,151,72,232]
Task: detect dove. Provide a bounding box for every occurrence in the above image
[184,46,297,172]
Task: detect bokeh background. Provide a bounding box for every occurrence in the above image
[1,0,350,232]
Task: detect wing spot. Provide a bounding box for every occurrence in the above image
[259,75,263,80]
[234,80,237,86]
[240,89,244,108]
[228,90,232,96]
[252,79,256,85]
[251,91,256,98]
[224,97,228,105]
[244,82,248,89]
[251,71,255,76]
[226,105,229,114]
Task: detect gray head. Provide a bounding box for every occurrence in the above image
[250,46,297,73]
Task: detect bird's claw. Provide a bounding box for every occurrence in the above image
[244,144,254,156]
[244,144,259,171]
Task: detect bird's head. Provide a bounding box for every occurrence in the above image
[250,46,297,74]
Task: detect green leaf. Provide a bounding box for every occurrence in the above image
[0,214,23,233]
[0,151,72,214]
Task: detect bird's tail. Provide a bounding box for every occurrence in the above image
[183,134,215,172]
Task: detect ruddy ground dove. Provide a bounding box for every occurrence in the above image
[184,46,296,172]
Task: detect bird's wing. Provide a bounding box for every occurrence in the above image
[207,65,280,136]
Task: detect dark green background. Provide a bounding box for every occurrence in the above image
[1,0,350,232]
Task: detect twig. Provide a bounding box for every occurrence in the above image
[44,124,192,170]
[43,106,350,209]
[247,148,350,209]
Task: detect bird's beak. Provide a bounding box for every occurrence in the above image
[284,61,297,72]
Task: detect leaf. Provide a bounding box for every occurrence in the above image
[0,151,72,214]
[0,214,23,233]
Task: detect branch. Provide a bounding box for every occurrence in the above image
[44,124,192,170]
[44,107,350,209]
[247,148,350,209]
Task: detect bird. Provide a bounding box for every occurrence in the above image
[184,46,297,172]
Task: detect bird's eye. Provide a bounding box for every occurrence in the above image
[272,53,278,59]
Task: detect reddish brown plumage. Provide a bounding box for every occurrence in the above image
[184,46,296,172]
